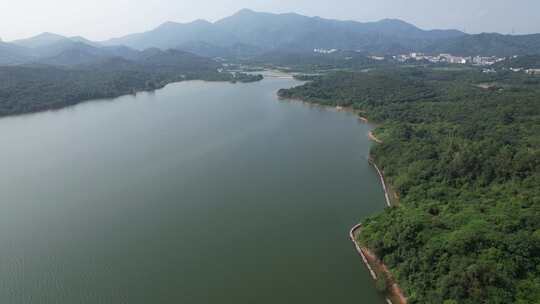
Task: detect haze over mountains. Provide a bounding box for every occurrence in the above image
[2,9,540,66]
[103,9,464,55]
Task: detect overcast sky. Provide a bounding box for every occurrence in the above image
[1,0,539,41]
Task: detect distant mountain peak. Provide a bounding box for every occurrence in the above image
[37,32,64,37]
[102,10,471,55]
[156,21,180,29]
[374,18,419,29]
[379,18,409,24]
[230,8,301,19]
[235,8,256,15]
[12,32,68,48]
[157,19,212,30]
[69,36,102,47]
[31,32,68,41]
[191,19,212,25]
[70,35,93,41]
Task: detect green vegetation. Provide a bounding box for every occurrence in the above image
[376,272,389,293]
[230,72,263,83]
[248,51,390,73]
[292,74,321,81]
[279,68,540,303]
[0,53,262,117]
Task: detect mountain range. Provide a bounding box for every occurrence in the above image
[103,9,465,55]
[2,9,540,66]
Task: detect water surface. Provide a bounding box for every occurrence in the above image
[0,76,386,303]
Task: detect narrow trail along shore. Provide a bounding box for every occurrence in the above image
[367,129,400,206]
[349,224,408,304]
[348,128,406,303]
[369,160,391,208]
[368,131,383,144]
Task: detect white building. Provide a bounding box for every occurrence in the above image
[526,69,540,75]
[314,48,338,54]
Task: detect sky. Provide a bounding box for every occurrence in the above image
[1,0,540,41]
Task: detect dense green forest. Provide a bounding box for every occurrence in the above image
[0,52,262,117]
[279,68,540,303]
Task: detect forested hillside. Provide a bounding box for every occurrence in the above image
[0,52,261,117]
[278,68,540,303]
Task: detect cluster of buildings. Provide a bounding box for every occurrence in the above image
[368,55,386,61]
[525,69,540,75]
[394,53,505,66]
[471,56,506,66]
[313,48,338,54]
[310,49,540,75]
[507,67,537,73]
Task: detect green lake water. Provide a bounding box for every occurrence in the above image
[0,76,387,303]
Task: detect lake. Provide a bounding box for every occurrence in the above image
[0,75,387,303]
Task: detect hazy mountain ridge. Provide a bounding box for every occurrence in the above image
[3,9,540,66]
[0,41,31,65]
[100,9,540,57]
[102,9,465,54]
[1,33,186,66]
[12,32,68,48]
[104,19,236,51]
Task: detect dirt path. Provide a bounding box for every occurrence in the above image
[368,131,383,144]
[349,224,408,304]
[369,160,392,207]
[349,135,406,303]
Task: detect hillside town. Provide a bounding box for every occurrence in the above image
[394,52,506,66]
[311,49,540,75]
[395,52,540,74]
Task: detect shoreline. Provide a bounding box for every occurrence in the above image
[277,94,404,302]
[350,156,404,303]
[359,121,404,302]
[368,131,383,144]
[277,97,371,124]
[0,76,266,121]
[350,224,407,304]
[368,159,392,207]
[369,157,400,207]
